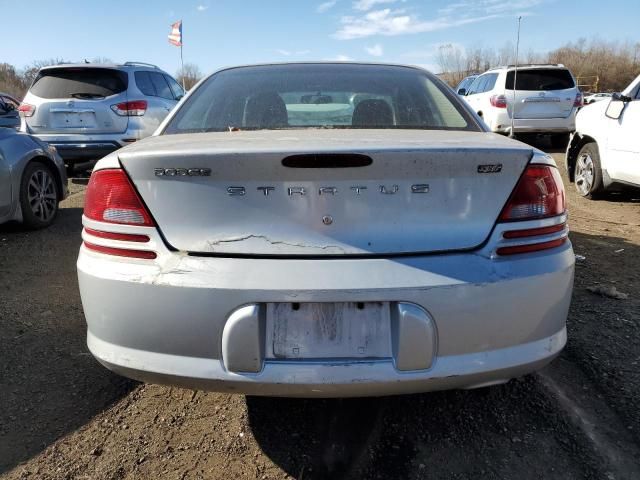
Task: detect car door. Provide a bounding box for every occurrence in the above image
[605,88,640,186]
[0,96,20,129]
[464,75,488,114]
[0,143,12,218]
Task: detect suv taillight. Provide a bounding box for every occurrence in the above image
[490,94,507,108]
[18,103,35,117]
[573,92,583,108]
[111,100,147,116]
[84,169,154,226]
[496,165,567,255]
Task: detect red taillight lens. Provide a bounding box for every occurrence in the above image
[18,103,35,117]
[84,227,150,243]
[573,92,583,108]
[84,241,157,259]
[496,238,566,256]
[110,100,147,116]
[503,223,566,239]
[84,169,154,226]
[490,95,507,108]
[499,165,565,221]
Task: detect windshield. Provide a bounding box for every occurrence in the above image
[163,64,478,134]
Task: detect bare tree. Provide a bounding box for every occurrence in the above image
[21,58,67,89]
[176,63,203,91]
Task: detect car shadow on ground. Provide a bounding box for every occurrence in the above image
[246,231,640,480]
[0,207,137,474]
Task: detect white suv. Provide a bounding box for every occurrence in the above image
[461,64,582,147]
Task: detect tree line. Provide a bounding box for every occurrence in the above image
[0,59,203,99]
[437,38,640,92]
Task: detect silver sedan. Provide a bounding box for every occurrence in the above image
[0,128,67,228]
[78,63,574,397]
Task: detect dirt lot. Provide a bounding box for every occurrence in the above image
[1,140,639,480]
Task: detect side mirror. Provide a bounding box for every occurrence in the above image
[605,93,631,120]
[457,88,467,96]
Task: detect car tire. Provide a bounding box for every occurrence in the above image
[19,161,59,229]
[550,133,570,149]
[574,142,604,199]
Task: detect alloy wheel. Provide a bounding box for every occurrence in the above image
[575,153,595,196]
[27,168,57,222]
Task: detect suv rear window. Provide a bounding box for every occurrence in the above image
[30,68,128,99]
[505,69,575,91]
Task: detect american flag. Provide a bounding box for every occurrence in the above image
[168,20,182,47]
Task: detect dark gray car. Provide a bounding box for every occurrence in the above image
[0,93,20,130]
[0,128,67,228]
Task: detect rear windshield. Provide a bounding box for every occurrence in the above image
[505,69,575,91]
[164,64,478,134]
[30,68,128,99]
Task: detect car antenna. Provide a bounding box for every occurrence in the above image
[509,16,522,139]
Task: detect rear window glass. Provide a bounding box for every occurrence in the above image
[30,68,128,99]
[505,69,575,91]
[164,64,477,134]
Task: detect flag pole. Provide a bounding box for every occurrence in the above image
[180,42,185,92]
[509,16,522,139]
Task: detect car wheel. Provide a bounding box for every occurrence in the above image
[574,142,604,198]
[550,133,569,149]
[19,161,59,229]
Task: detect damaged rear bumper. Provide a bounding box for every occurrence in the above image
[88,327,566,398]
[78,228,574,397]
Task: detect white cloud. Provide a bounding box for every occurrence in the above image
[353,0,397,11]
[317,0,338,12]
[277,49,311,56]
[365,44,384,56]
[325,54,354,61]
[333,8,503,39]
[333,1,545,40]
[196,4,208,12]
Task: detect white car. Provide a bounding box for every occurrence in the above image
[463,64,582,147]
[583,92,612,105]
[566,75,640,197]
[78,63,573,398]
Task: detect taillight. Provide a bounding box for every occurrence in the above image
[499,165,565,221]
[84,227,150,243]
[490,95,507,108]
[18,103,35,117]
[573,92,583,108]
[83,242,157,259]
[84,169,154,226]
[497,164,567,256]
[110,100,147,116]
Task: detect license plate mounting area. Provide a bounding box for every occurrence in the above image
[265,302,392,360]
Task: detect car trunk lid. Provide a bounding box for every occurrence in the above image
[119,130,533,256]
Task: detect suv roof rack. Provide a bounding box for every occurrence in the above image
[123,61,159,69]
[492,63,565,69]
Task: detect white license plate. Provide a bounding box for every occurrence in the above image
[265,302,392,359]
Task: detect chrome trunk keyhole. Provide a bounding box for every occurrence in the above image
[322,215,333,225]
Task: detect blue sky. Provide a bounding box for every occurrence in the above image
[3,0,638,76]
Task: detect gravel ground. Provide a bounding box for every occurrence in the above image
[1,139,639,479]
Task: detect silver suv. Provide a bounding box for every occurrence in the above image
[19,62,184,168]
